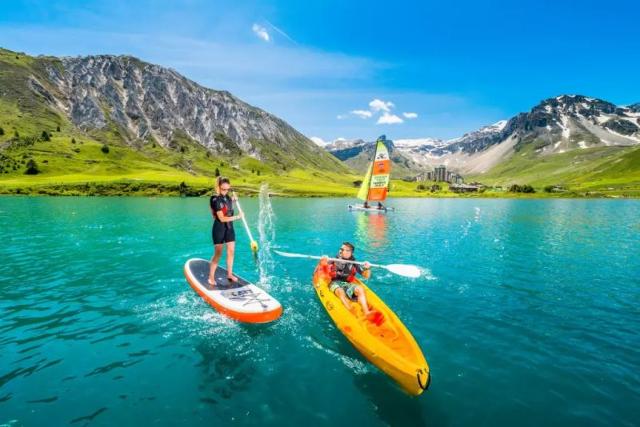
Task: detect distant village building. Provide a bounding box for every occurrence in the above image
[451,173,464,184]
[450,183,480,193]
[415,171,429,182]
[414,166,464,184]
[434,165,447,182]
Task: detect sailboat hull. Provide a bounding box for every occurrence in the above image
[348,205,394,213]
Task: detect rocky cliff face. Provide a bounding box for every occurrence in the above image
[10,50,344,171]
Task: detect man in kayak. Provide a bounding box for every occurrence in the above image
[320,242,376,318]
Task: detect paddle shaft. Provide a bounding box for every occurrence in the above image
[273,250,421,278]
[232,191,256,244]
[281,253,380,268]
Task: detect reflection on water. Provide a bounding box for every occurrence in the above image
[355,211,388,249]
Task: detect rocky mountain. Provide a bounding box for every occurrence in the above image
[326,137,427,178]
[330,95,640,180]
[0,47,346,173]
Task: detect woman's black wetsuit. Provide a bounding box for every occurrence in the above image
[210,194,236,244]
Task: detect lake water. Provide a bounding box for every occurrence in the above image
[1,196,639,426]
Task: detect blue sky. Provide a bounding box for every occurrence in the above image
[1,0,639,142]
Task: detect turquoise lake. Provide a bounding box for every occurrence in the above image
[1,196,639,426]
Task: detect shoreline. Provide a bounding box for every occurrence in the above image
[0,181,637,199]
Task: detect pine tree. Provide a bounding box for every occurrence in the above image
[0,127,4,136]
[24,159,39,175]
[215,168,220,177]
[41,131,50,142]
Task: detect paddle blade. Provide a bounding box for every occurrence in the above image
[385,264,421,278]
[250,240,259,252]
[274,250,307,259]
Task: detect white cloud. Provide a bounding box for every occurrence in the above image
[350,109,373,119]
[377,112,404,125]
[403,112,418,119]
[336,114,348,120]
[310,136,327,146]
[252,23,270,42]
[369,98,394,112]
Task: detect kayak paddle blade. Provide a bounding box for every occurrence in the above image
[274,250,309,259]
[385,264,421,278]
[251,240,259,252]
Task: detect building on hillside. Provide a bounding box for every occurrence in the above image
[451,173,464,184]
[415,171,429,182]
[450,184,480,193]
[414,167,463,183]
[434,165,447,182]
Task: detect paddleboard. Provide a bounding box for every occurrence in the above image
[183,258,282,323]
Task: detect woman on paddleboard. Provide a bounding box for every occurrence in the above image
[208,176,243,285]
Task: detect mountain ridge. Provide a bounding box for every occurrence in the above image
[326,95,640,184]
[0,47,347,175]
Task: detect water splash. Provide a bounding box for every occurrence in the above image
[257,184,276,289]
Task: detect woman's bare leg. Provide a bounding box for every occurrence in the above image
[226,241,237,281]
[208,244,224,285]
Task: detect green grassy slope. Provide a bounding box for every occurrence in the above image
[468,142,640,196]
[0,48,360,196]
[2,47,639,198]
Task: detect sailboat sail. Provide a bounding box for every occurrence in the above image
[357,163,373,201]
[357,136,390,202]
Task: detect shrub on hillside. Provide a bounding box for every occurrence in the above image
[41,131,50,141]
[215,168,220,177]
[101,144,109,154]
[509,184,535,193]
[24,159,39,175]
[178,181,188,196]
[521,185,535,193]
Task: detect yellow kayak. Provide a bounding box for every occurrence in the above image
[312,262,430,396]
